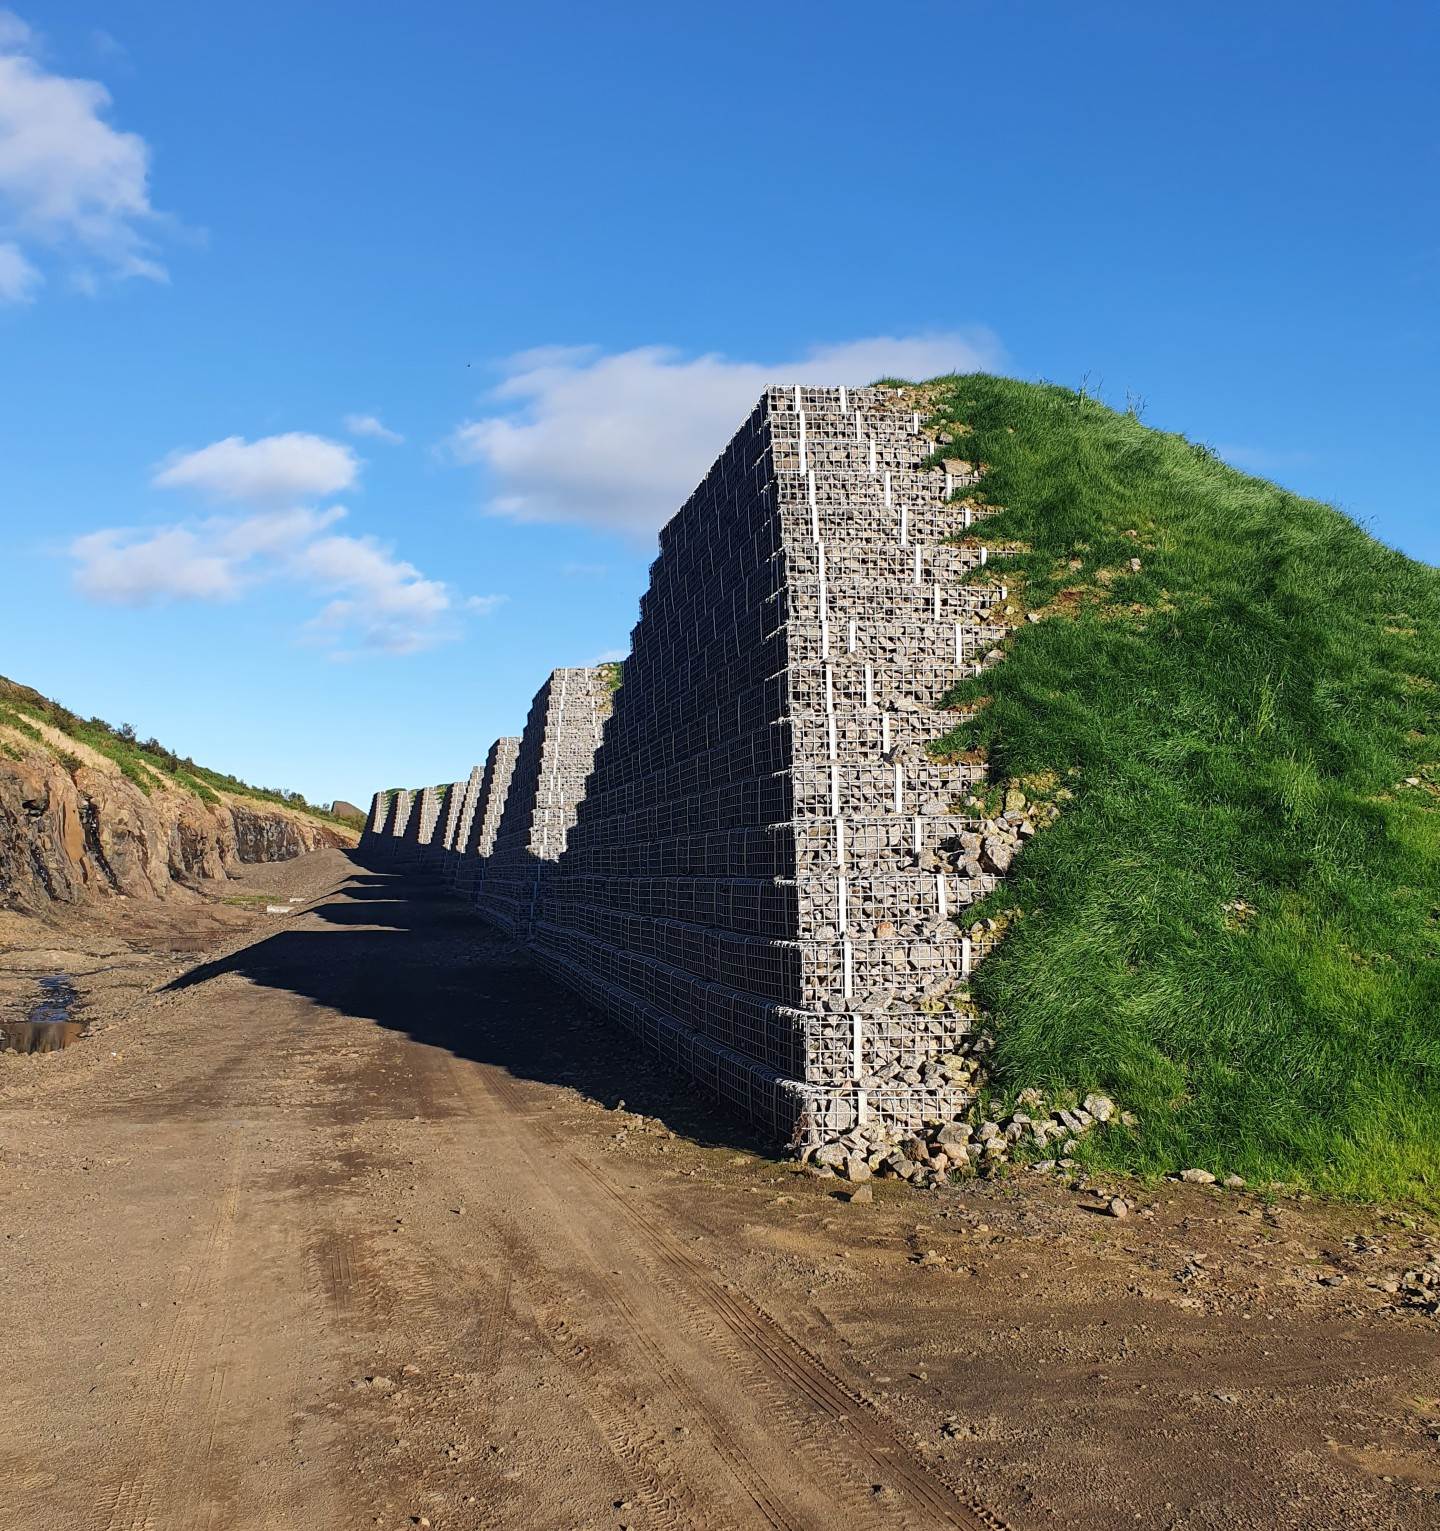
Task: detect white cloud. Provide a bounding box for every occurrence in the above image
[344,412,403,445]
[153,433,359,506]
[70,454,500,657]
[465,593,507,615]
[292,533,458,656]
[70,507,342,606]
[448,332,1003,536]
[215,504,345,558]
[71,526,239,603]
[0,237,39,300]
[0,12,169,297]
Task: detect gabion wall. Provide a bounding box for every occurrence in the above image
[364,787,413,854]
[364,387,1004,1145]
[470,669,613,941]
[437,766,482,885]
[454,738,520,898]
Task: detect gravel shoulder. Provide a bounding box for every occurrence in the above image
[0,850,1435,1530]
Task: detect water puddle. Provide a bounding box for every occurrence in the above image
[0,975,85,1054]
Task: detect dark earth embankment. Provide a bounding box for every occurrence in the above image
[0,674,357,915]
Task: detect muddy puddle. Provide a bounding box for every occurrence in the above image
[0,976,85,1055]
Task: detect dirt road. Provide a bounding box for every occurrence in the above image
[1,852,1436,1530]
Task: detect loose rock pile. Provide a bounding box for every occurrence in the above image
[807,1088,1127,1188]
[1397,1254,1440,1316]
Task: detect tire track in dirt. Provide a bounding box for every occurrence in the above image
[92,1146,246,1531]
[509,1225,800,1531]
[441,1064,703,1527]
[443,1054,805,1530]
[601,1180,1005,1531]
[461,1057,1008,1530]
[515,1269,705,1531]
[316,1228,360,1317]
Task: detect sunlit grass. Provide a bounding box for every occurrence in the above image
[922,375,1440,1207]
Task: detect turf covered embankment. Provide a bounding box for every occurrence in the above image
[924,375,1439,1206]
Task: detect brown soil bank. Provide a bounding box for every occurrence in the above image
[0,694,356,915]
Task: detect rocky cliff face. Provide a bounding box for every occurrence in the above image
[0,743,356,916]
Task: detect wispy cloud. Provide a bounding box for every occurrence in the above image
[0,238,39,301]
[72,524,245,603]
[70,507,340,603]
[447,332,1003,537]
[465,593,508,615]
[70,430,503,657]
[0,10,171,300]
[343,412,404,445]
[294,533,456,656]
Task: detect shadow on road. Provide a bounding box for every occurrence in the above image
[166,852,766,1154]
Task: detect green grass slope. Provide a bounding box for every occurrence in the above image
[921,376,1439,1207]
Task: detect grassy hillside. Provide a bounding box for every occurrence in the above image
[0,675,353,828]
[920,376,1439,1207]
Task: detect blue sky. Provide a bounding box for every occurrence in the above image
[1,2,1435,807]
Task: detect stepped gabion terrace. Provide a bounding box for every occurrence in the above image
[362,387,1018,1145]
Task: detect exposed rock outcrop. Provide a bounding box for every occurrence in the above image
[0,739,355,915]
